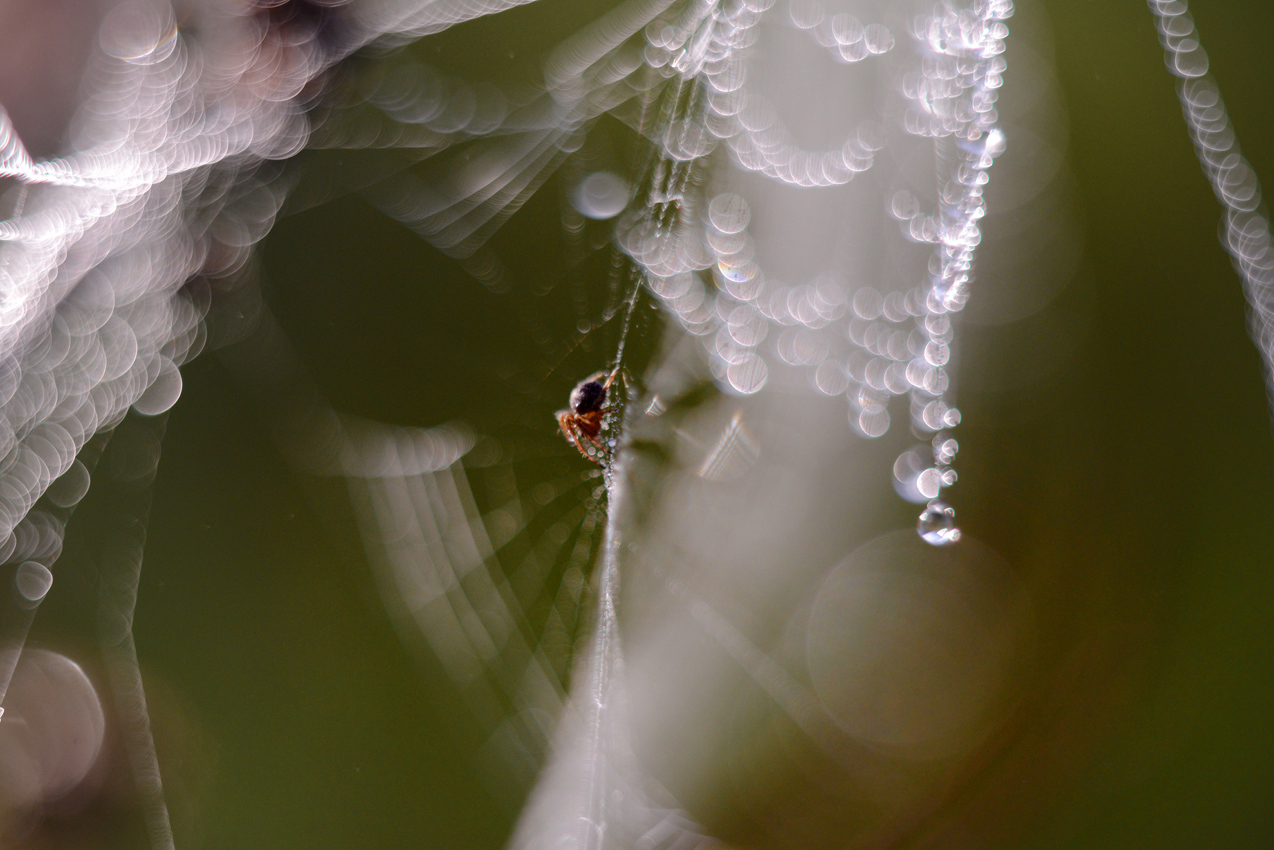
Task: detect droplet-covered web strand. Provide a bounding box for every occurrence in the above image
[1147,0,1274,421]
[556,367,623,465]
[621,0,1013,545]
[895,0,1014,544]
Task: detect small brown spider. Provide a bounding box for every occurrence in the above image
[556,367,620,464]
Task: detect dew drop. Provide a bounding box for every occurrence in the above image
[917,501,961,546]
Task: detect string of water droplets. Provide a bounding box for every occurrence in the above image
[620,0,1012,545]
[1147,0,1274,419]
[897,0,1012,543]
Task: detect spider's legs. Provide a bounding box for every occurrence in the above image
[556,411,580,446]
[558,411,606,464]
[577,425,607,455]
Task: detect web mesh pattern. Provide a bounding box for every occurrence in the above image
[1,0,1268,848]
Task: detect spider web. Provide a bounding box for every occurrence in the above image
[324,2,1026,848]
[5,0,1265,848]
[0,0,1016,846]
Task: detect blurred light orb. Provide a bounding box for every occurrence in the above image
[572,172,629,220]
[725,353,768,394]
[813,359,850,396]
[14,561,53,606]
[99,0,179,66]
[0,650,105,832]
[807,532,1031,760]
[984,127,1007,158]
[708,193,751,234]
[893,446,939,504]
[45,460,92,509]
[854,407,890,438]
[132,359,183,416]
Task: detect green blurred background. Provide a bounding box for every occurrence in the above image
[26,0,1274,847]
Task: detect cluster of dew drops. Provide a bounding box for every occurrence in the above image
[615,0,1013,546]
[696,189,966,547]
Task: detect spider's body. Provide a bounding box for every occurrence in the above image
[556,368,619,463]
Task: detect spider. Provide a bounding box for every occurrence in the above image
[556,367,621,464]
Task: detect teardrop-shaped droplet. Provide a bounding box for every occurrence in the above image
[917,500,960,546]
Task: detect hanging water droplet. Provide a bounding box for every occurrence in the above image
[917,500,961,546]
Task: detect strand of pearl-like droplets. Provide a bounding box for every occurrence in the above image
[1147,0,1274,420]
[906,0,1013,544]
